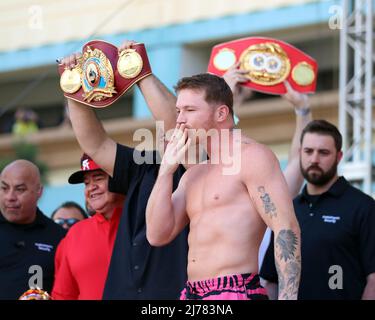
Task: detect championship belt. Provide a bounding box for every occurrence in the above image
[207,37,318,95]
[19,288,51,300]
[58,40,152,108]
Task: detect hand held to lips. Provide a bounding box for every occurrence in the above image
[160,125,191,174]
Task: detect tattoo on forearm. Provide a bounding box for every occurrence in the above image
[285,259,300,288]
[258,186,277,218]
[275,259,285,293]
[276,229,298,261]
[275,229,301,300]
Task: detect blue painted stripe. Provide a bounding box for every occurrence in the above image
[38,183,85,217]
[0,0,340,72]
[134,45,182,118]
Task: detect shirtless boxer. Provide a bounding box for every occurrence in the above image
[146,73,301,300]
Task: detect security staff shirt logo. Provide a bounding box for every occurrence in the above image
[322,215,341,224]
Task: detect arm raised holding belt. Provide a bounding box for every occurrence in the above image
[59,40,178,176]
[223,64,312,198]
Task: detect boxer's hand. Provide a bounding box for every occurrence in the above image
[160,124,191,175]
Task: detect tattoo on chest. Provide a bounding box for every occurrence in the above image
[257,186,277,218]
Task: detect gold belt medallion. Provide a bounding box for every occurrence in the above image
[117,49,143,79]
[240,42,291,86]
[213,48,236,71]
[292,61,315,86]
[60,67,82,94]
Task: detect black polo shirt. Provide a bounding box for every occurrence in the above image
[103,144,188,299]
[0,208,66,299]
[260,177,375,299]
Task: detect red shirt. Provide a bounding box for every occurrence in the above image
[52,208,122,300]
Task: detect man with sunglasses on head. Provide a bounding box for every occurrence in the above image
[51,201,88,230]
[51,154,124,300]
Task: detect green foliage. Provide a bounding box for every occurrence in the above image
[0,141,49,184]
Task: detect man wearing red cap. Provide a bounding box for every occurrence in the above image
[51,154,125,299]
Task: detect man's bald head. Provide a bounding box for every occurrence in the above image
[2,159,41,183]
[0,159,43,224]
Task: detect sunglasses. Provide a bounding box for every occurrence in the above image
[54,218,80,227]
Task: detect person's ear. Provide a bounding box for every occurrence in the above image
[37,185,43,200]
[337,150,343,164]
[216,105,230,122]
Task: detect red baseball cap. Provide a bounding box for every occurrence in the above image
[68,154,102,184]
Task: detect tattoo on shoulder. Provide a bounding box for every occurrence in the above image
[258,186,277,218]
[276,229,298,262]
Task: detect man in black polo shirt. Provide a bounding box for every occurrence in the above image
[0,160,66,299]
[62,39,188,299]
[260,120,375,299]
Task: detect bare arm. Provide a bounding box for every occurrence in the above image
[243,145,301,300]
[60,53,119,176]
[62,39,178,175]
[362,273,375,299]
[282,81,312,197]
[146,171,189,246]
[138,75,177,132]
[119,41,177,133]
[146,124,191,246]
[66,99,117,176]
